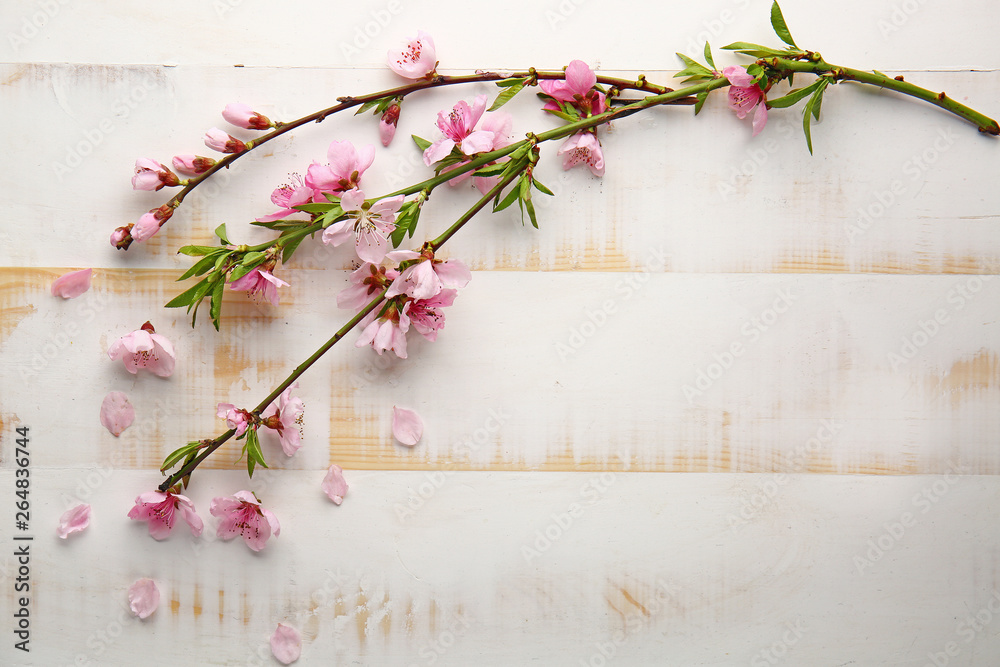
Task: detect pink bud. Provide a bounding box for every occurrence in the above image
[131,158,179,191]
[204,127,246,154]
[51,268,92,299]
[172,154,216,175]
[379,103,401,147]
[223,103,273,130]
[111,225,133,250]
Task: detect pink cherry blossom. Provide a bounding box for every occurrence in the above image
[210,490,280,552]
[100,391,135,437]
[541,60,598,102]
[257,174,318,223]
[51,268,92,298]
[557,131,605,176]
[172,154,216,175]
[338,263,398,311]
[380,102,401,146]
[304,140,375,195]
[392,406,423,446]
[108,321,175,377]
[270,623,302,664]
[217,403,251,437]
[230,267,289,307]
[407,289,457,342]
[131,158,179,191]
[386,249,471,300]
[204,127,246,154]
[57,503,91,539]
[423,95,495,165]
[387,31,436,79]
[127,489,204,540]
[321,465,348,505]
[322,189,404,265]
[724,66,768,136]
[356,301,410,358]
[128,579,160,619]
[261,382,304,456]
[222,102,272,130]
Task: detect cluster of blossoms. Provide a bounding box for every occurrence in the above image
[538,59,610,176]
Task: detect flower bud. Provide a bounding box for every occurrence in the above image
[131,158,180,191]
[222,103,273,130]
[203,128,246,154]
[172,154,217,175]
[379,103,401,147]
[131,205,175,243]
[111,225,134,250]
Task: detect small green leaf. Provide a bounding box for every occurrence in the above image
[177,253,222,282]
[243,428,268,478]
[488,82,525,111]
[496,77,526,88]
[209,278,224,331]
[241,251,266,266]
[215,223,230,244]
[160,441,201,473]
[473,163,509,178]
[293,202,335,214]
[165,278,209,309]
[178,245,219,257]
[770,1,798,48]
[721,42,796,58]
[319,205,345,228]
[766,79,824,108]
[524,192,538,229]
[801,81,829,155]
[411,134,432,151]
[532,178,554,197]
[355,99,379,115]
[282,235,306,263]
[703,42,716,70]
[493,184,521,213]
[694,91,709,115]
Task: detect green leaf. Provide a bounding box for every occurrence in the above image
[766,79,824,108]
[721,42,796,58]
[293,202,336,214]
[241,251,266,266]
[473,163,509,178]
[800,80,829,155]
[282,235,306,264]
[178,245,219,257]
[493,184,521,213]
[810,79,829,120]
[694,91,709,115]
[703,42,716,70]
[319,205,345,229]
[215,223,230,244]
[411,134,432,152]
[770,1,798,48]
[160,441,202,473]
[165,278,209,309]
[177,253,222,282]
[209,278,224,331]
[355,99,379,115]
[524,192,538,229]
[496,77,526,88]
[488,81,525,112]
[532,178,554,197]
[243,428,268,478]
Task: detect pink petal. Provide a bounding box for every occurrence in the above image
[322,465,349,505]
[751,100,769,137]
[340,188,366,212]
[270,623,302,665]
[723,65,754,88]
[435,259,471,289]
[57,503,91,539]
[423,138,456,166]
[128,578,160,619]
[392,406,423,446]
[100,391,135,437]
[51,268,92,298]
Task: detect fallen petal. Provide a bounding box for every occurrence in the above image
[321,465,348,505]
[100,391,135,437]
[128,578,160,619]
[270,623,302,664]
[57,503,92,539]
[51,268,92,299]
[392,406,423,447]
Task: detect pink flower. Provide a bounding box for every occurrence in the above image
[386,249,471,300]
[387,31,436,79]
[270,623,302,665]
[724,66,768,136]
[380,102,401,147]
[541,60,598,103]
[204,127,246,154]
[128,579,160,619]
[131,204,175,243]
[210,490,280,552]
[407,289,457,342]
[257,174,317,223]
[57,503,91,539]
[51,268,92,298]
[172,154,216,175]
[356,301,410,358]
[108,321,175,377]
[127,489,204,540]
[261,382,304,456]
[322,189,404,265]
[338,263,398,311]
[392,406,423,446]
[217,403,251,437]
[305,140,375,195]
[222,102,272,130]
[321,465,348,505]
[230,267,289,307]
[131,158,179,191]
[100,391,135,437]
[423,95,495,165]
[557,132,605,176]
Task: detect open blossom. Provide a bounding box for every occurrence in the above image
[204,127,246,154]
[392,406,423,446]
[305,140,375,195]
[222,102,273,130]
[210,490,280,552]
[407,289,457,342]
[217,403,251,437]
[386,249,471,300]
[128,579,160,619]
[172,154,216,175]
[387,31,436,79]
[540,60,607,116]
[51,268,92,298]
[131,158,179,191]
[440,110,514,192]
[337,262,398,311]
[322,189,404,264]
[128,489,204,540]
[57,503,92,539]
[230,267,289,306]
[257,174,317,222]
[356,300,410,358]
[557,131,605,176]
[724,66,768,136]
[423,95,495,165]
[261,382,304,456]
[108,321,175,377]
[321,465,348,505]
[100,391,135,436]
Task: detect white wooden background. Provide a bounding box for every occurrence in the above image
[2,0,999,664]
